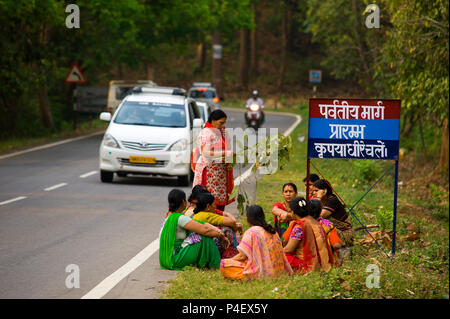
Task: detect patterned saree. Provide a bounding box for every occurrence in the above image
[159,213,220,270]
[193,122,234,208]
[282,216,334,273]
[220,226,293,280]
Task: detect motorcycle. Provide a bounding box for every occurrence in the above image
[245,103,263,130]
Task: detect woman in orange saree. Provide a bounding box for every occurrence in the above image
[283,197,335,273]
[220,205,293,280]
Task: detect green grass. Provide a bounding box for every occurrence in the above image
[162,104,449,299]
[0,118,108,154]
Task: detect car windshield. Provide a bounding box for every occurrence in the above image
[114,101,186,127]
[189,89,216,99]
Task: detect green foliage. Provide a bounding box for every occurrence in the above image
[304,0,449,163]
[374,208,394,230]
[378,0,449,121]
[230,131,293,215]
[351,160,380,185]
[0,0,254,140]
[304,0,387,88]
[428,184,449,222]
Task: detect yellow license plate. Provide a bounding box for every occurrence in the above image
[129,156,156,164]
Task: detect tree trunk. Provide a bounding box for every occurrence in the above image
[197,43,206,72]
[37,23,54,130]
[432,118,449,175]
[277,3,289,89]
[118,62,124,78]
[212,31,223,98]
[66,83,76,121]
[250,1,259,76]
[1,97,18,138]
[351,0,371,84]
[402,111,419,138]
[146,63,155,81]
[239,29,250,90]
[37,82,54,130]
[418,111,427,154]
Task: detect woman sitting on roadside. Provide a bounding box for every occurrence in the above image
[185,185,240,224]
[309,198,342,264]
[191,192,243,258]
[272,182,298,241]
[220,205,293,280]
[311,179,354,251]
[159,189,229,270]
[283,197,335,273]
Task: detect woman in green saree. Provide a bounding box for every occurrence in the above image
[159,189,229,270]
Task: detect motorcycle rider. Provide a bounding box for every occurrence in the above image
[245,90,265,125]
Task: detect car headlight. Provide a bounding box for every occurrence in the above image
[103,133,120,148]
[249,103,260,111]
[168,138,188,151]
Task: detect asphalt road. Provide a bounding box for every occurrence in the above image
[0,108,299,299]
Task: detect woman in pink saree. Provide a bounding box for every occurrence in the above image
[220,205,293,280]
[193,109,234,211]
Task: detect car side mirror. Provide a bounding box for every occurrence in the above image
[100,112,111,122]
[193,118,203,128]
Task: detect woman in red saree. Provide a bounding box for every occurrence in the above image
[283,197,335,273]
[193,109,234,211]
[271,182,298,241]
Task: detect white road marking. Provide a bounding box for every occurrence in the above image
[44,183,68,192]
[81,238,160,299]
[81,110,302,299]
[0,196,27,206]
[0,131,104,161]
[80,171,97,178]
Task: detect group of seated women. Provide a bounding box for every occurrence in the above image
[159,178,354,280]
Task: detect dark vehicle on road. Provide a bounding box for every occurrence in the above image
[188,82,220,109]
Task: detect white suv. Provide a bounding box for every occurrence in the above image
[98,88,202,186]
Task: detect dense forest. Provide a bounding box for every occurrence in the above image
[0,0,448,174]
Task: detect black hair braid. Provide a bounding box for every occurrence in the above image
[261,220,276,235]
[246,205,276,234]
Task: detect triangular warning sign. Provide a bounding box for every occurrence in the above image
[64,63,87,84]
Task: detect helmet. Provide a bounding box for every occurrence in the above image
[252,90,258,96]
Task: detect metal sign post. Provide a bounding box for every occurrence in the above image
[392,159,399,255]
[309,70,322,98]
[65,62,87,130]
[307,98,401,256]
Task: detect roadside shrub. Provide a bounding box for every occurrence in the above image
[352,160,379,186]
[374,208,394,231]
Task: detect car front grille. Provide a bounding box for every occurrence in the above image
[120,141,167,151]
[118,158,168,168]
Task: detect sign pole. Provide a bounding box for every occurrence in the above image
[306,158,310,202]
[73,85,78,130]
[392,159,399,256]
